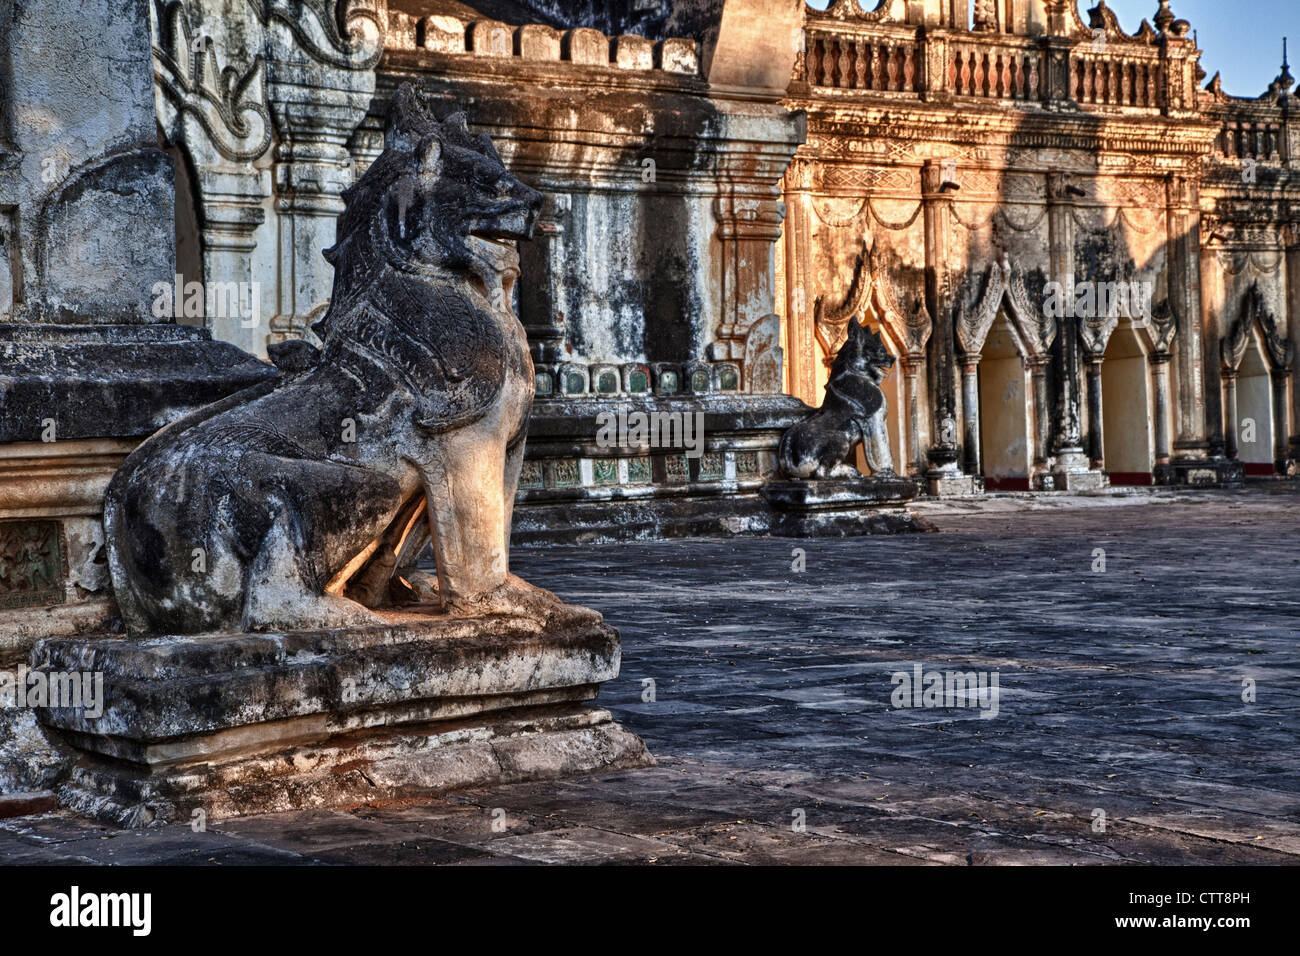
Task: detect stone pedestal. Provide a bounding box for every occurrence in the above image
[1051,450,1109,492]
[761,477,930,536]
[926,469,985,497]
[1155,457,1245,487]
[33,604,651,827]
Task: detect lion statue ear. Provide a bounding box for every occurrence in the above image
[386,83,437,150]
[441,111,473,145]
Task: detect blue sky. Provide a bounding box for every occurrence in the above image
[804,1,1298,98]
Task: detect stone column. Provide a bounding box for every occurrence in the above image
[518,193,572,365]
[903,353,925,475]
[263,2,381,346]
[781,159,819,405]
[1167,174,1209,462]
[711,193,788,362]
[1199,244,1227,458]
[706,100,804,389]
[1046,174,1083,459]
[1029,358,1051,468]
[1085,356,1105,469]
[922,160,959,466]
[1150,352,1173,465]
[1286,228,1300,462]
[192,170,267,352]
[918,27,952,104]
[150,6,273,354]
[1040,35,1074,109]
[1222,368,1240,460]
[1272,368,1294,473]
[961,353,981,475]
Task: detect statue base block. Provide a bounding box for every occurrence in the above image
[33,605,652,827]
[761,477,931,536]
[926,471,984,497]
[1154,458,1245,488]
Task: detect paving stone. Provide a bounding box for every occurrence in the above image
[214,810,423,852]
[657,822,937,865]
[482,826,699,864]
[2,493,1297,865]
[306,839,491,866]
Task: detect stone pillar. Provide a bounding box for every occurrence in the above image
[781,158,819,404]
[518,192,571,365]
[1199,245,1227,458]
[918,27,952,104]
[707,101,804,386]
[1150,352,1173,465]
[150,4,273,354]
[711,193,788,363]
[1045,172,1091,489]
[922,160,959,465]
[1085,356,1104,469]
[1272,368,1294,473]
[266,127,362,345]
[1029,358,1051,469]
[903,353,926,475]
[1287,229,1300,462]
[1167,174,1209,461]
[1157,17,1197,118]
[1222,368,1240,460]
[263,2,382,347]
[1040,35,1074,109]
[961,353,981,475]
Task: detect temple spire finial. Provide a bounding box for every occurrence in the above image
[1154,0,1175,34]
[1279,37,1295,93]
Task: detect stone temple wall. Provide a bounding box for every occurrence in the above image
[149,1,1300,518]
[782,0,1300,492]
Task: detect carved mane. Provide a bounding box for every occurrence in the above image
[314,86,489,341]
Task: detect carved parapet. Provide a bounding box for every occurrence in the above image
[539,359,755,399]
[383,14,700,75]
[614,35,654,71]
[469,19,513,57]
[517,24,561,61]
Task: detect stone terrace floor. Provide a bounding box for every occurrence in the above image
[3,485,1298,865]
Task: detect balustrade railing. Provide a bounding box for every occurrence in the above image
[801,27,1173,115]
[805,32,919,93]
[947,42,1041,100]
[1216,119,1283,161]
[1070,52,1160,108]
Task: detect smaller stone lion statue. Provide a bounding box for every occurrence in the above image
[778,318,897,479]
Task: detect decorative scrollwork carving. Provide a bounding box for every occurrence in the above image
[1222,280,1293,371]
[152,0,272,161]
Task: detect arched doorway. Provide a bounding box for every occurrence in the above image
[1238,332,1275,474]
[978,311,1032,490]
[1101,320,1154,484]
[163,139,204,329]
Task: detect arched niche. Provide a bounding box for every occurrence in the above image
[978,309,1033,489]
[1237,331,1276,470]
[1100,319,1154,483]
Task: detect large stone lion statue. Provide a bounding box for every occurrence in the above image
[104,84,553,634]
[778,318,897,480]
